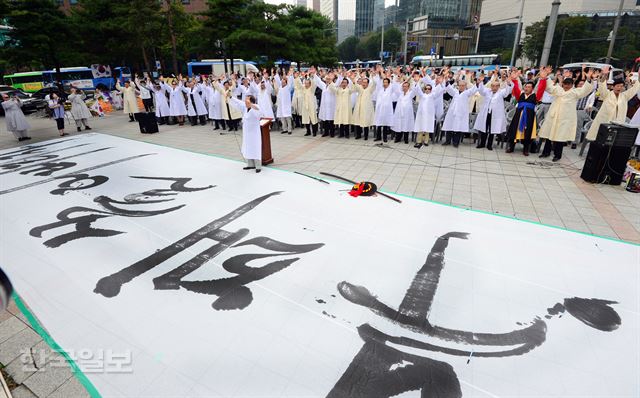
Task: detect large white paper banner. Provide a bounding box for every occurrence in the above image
[0,133,638,397]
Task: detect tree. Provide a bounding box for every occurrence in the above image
[384,26,403,57]
[521,15,640,67]
[2,0,76,73]
[338,36,359,61]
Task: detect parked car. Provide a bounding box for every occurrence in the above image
[0,85,26,93]
[0,89,48,116]
[31,86,68,101]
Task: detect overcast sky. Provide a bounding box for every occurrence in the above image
[263,0,396,20]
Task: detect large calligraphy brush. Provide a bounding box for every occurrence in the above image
[319,172,402,203]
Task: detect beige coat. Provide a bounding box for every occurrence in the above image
[330,81,352,126]
[351,78,376,127]
[115,82,139,114]
[586,80,640,141]
[294,78,318,125]
[214,82,242,120]
[538,80,593,142]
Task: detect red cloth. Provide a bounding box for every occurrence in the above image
[349,183,365,197]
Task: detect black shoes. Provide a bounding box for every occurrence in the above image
[414,143,422,148]
[243,166,255,170]
[85,126,92,130]
[77,127,81,132]
[256,169,261,173]
[552,156,561,162]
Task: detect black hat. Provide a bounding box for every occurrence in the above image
[612,79,625,86]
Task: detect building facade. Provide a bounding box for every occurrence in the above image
[320,0,338,21]
[477,0,640,54]
[355,0,384,37]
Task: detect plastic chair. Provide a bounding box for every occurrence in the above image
[579,120,593,156]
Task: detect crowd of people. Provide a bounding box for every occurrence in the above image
[3,63,640,166]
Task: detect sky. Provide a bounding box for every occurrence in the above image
[263,0,396,20]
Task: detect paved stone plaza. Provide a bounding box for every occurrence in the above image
[0,112,638,397]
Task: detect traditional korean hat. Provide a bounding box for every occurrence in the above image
[349,181,377,197]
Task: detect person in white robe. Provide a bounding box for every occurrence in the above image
[585,69,640,144]
[372,72,396,142]
[391,79,415,144]
[473,77,513,150]
[228,93,263,173]
[161,77,187,126]
[538,68,594,161]
[115,79,139,122]
[442,71,478,147]
[185,80,208,126]
[329,73,353,138]
[413,75,445,148]
[631,91,640,148]
[202,78,225,130]
[274,71,294,135]
[150,80,170,125]
[351,71,376,140]
[314,72,339,137]
[250,76,274,120]
[67,87,93,132]
[1,93,30,141]
[294,70,318,136]
[216,78,242,131]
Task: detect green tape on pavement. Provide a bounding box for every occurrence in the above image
[12,293,102,398]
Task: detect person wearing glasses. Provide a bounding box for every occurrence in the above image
[413,73,445,148]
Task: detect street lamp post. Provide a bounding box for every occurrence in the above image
[380,12,385,64]
[510,0,525,67]
[605,0,625,64]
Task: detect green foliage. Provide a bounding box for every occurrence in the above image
[337,36,359,61]
[0,0,338,74]
[2,0,74,71]
[336,27,403,62]
[522,15,640,67]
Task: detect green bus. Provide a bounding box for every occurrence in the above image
[3,71,45,93]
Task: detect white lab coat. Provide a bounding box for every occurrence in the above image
[151,85,170,117]
[413,83,444,133]
[422,76,444,120]
[251,80,274,119]
[473,82,513,134]
[203,84,223,120]
[162,82,187,116]
[392,85,415,132]
[442,84,478,133]
[373,76,396,126]
[185,85,208,117]
[314,74,338,121]
[229,98,262,160]
[274,75,293,118]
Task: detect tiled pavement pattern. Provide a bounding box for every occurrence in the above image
[0,112,638,397]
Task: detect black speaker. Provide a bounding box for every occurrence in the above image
[595,122,638,147]
[134,112,159,134]
[581,141,632,185]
